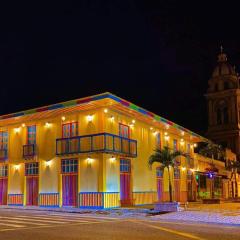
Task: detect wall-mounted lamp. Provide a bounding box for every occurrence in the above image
[110,116,114,122]
[153,131,158,136]
[61,116,66,121]
[164,135,169,141]
[46,160,52,167]
[110,156,116,163]
[190,168,195,173]
[104,108,108,113]
[14,164,20,171]
[181,166,186,171]
[14,127,20,133]
[150,127,153,131]
[165,124,170,129]
[193,143,197,148]
[45,122,51,128]
[180,139,185,146]
[181,131,185,136]
[87,157,93,165]
[22,123,26,128]
[132,119,135,124]
[87,115,93,122]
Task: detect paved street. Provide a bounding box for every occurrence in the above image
[0,209,240,240]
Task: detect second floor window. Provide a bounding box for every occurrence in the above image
[27,126,36,145]
[156,132,161,149]
[0,131,8,151]
[173,139,178,151]
[62,122,78,138]
[119,124,129,138]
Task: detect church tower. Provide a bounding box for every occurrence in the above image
[206,47,240,159]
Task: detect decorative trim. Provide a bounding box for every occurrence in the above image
[39,193,59,207]
[0,92,207,142]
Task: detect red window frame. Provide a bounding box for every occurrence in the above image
[119,123,130,138]
[26,125,36,145]
[62,122,78,138]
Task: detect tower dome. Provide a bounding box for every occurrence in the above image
[212,47,236,78]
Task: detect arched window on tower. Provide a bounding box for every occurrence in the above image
[223,107,228,124]
[217,108,222,124]
[215,100,229,125]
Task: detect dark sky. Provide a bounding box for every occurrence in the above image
[1,1,240,135]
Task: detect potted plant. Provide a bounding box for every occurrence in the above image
[148,146,190,212]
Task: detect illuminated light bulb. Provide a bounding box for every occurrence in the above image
[104,108,108,113]
[150,127,153,131]
[62,116,66,121]
[22,123,25,128]
[87,115,93,122]
[193,143,197,148]
[153,131,158,136]
[164,132,168,136]
[181,131,185,136]
[181,167,186,171]
[190,168,195,172]
[132,119,135,124]
[180,139,184,146]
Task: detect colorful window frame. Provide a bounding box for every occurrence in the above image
[173,139,178,151]
[0,165,8,177]
[62,122,78,138]
[119,123,130,138]
[25,162,39,176]
[120,159,131,173]
[61,159,78,174]
[0,131,8,150]
[156,132,161,149]
[27,126,36,145]
[156,167,163,178]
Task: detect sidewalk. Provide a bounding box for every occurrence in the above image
[151,202,240,226]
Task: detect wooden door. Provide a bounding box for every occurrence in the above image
[26,176,39,206]
[62,174,78,207]
[0,178,7,205]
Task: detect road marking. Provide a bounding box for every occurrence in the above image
[0,216,67,224]
[0,217,125,232]
[16,215,91,222]
[0,219,47,226]
[0,222,26,228]
[132,220,206,240]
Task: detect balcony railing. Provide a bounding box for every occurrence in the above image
[56,132,137,158]
[23,144,36,159]
[0,149,8,161]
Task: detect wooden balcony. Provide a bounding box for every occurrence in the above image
[23,144,36,159]
[0,149,7,161]
[56,132,137,158]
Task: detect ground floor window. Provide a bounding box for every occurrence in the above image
[61,159,78,173]
[25,162,39,176]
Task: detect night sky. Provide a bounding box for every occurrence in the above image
[1,1,240,135]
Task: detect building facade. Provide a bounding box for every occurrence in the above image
[0,93,238,208]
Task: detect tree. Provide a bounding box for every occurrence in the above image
[148,146,191,202]
[199,142,225,199]
[226,160,240,198]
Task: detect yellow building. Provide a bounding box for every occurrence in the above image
[0,92,237,208]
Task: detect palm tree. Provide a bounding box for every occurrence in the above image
[199,142,225,199]
[148,146,191,202]
[226,159,240,198]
